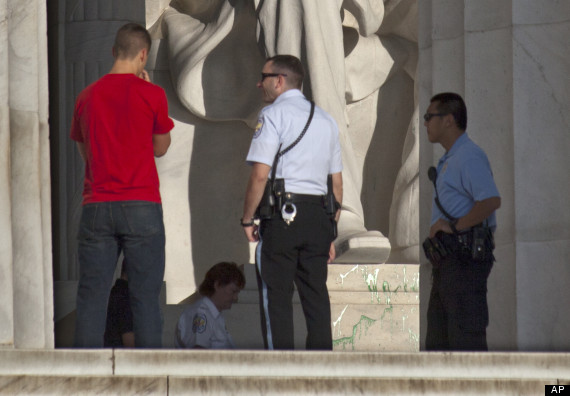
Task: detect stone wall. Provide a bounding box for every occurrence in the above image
[418,0,570,351]
[0,0,53,348]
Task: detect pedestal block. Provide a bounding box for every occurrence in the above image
[328,264,419,352]
[162,263,420,352]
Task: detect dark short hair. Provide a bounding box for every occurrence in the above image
[113,23,151,60]
[430,92,467,130]
[266,55,304,89]
[198,262,246,297]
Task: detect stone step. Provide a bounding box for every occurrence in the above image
[0,350,569,395]
[0,375,561,395]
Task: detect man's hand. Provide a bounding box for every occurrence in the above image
[429,218,453,238]
[327,242,336,264]
[242,224,259,242]
[139,69,151,82]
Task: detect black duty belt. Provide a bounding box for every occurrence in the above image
[438,229,474,247]
[282,193,324,204]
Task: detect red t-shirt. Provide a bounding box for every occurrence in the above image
[70,74,174,204]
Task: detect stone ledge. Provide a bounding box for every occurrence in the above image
[0,375,166,395]
[0,375,564,395]
[0,350,569,395]
[0,350,113,376]
[112,350,570,380]
[6,349,564,380]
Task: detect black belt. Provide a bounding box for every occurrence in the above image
[438,229,474,247]
[281,192,324,204]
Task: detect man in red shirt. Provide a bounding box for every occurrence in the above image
[70,23,174,348]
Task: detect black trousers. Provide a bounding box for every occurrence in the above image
[426,253,493,351]
[256,201,334,350]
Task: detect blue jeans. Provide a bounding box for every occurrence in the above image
[73,201,165,348]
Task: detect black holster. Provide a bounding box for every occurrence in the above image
[423,226,495,267]
[422,233,450,268]
[324,174,339,239]
[256,178,285,220]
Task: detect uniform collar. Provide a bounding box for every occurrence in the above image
[274,89,304,105]
[441,132,469,163]
[202,296,221,318]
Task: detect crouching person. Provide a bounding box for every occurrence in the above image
[175,262,246,349]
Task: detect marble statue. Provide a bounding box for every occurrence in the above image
[148,0,418,301]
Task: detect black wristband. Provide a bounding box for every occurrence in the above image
[240,218,255,227]
[450,219,459,234]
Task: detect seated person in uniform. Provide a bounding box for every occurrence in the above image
[104,259,134,348]
[175,262,246,349]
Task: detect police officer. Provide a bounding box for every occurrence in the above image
[241,55,343,350]
[424,92,501,351]
[175,262,245,349]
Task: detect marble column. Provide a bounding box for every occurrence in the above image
[511,1,570,350]
[0,0,53,348]
[419,0,570,351]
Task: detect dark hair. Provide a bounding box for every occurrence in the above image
[266,54,304,89]
[430,92,467,130]
[113,23,151,60]
[198,262,246,297]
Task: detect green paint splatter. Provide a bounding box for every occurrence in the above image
[333,306,395,350]
[333,315,377,350]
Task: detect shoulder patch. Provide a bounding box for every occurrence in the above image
[253,117,263,139]
[192,313,207,334]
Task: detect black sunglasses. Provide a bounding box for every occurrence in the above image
[261,72,287,81]
[423,113,446,122]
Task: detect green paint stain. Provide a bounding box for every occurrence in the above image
[332,306,395,350]
[333,315,378,350]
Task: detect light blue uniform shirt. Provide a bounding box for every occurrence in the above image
[430,133,500,230]
[246,89,343,195]
[175,297,234,349]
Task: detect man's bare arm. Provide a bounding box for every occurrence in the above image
[327,171,343,263]
[241,163,271,242]
[76,142,87,162]
[153,133,171,157]
[429,196,501,238]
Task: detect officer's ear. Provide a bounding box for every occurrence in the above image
[443,113,455,128]
[276,74,287,90]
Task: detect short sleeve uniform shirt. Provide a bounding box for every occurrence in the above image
[246,89,342,195]
[175,297,234,349]
[430,133,500,229]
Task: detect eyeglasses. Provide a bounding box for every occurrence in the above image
[260,72,287,81]
[423,113,446,122]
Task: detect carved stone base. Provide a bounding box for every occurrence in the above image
[333,231,392,264]
[328,263,419,352]
[159,263,419,352]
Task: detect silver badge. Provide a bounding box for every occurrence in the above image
[281,203,297,225]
